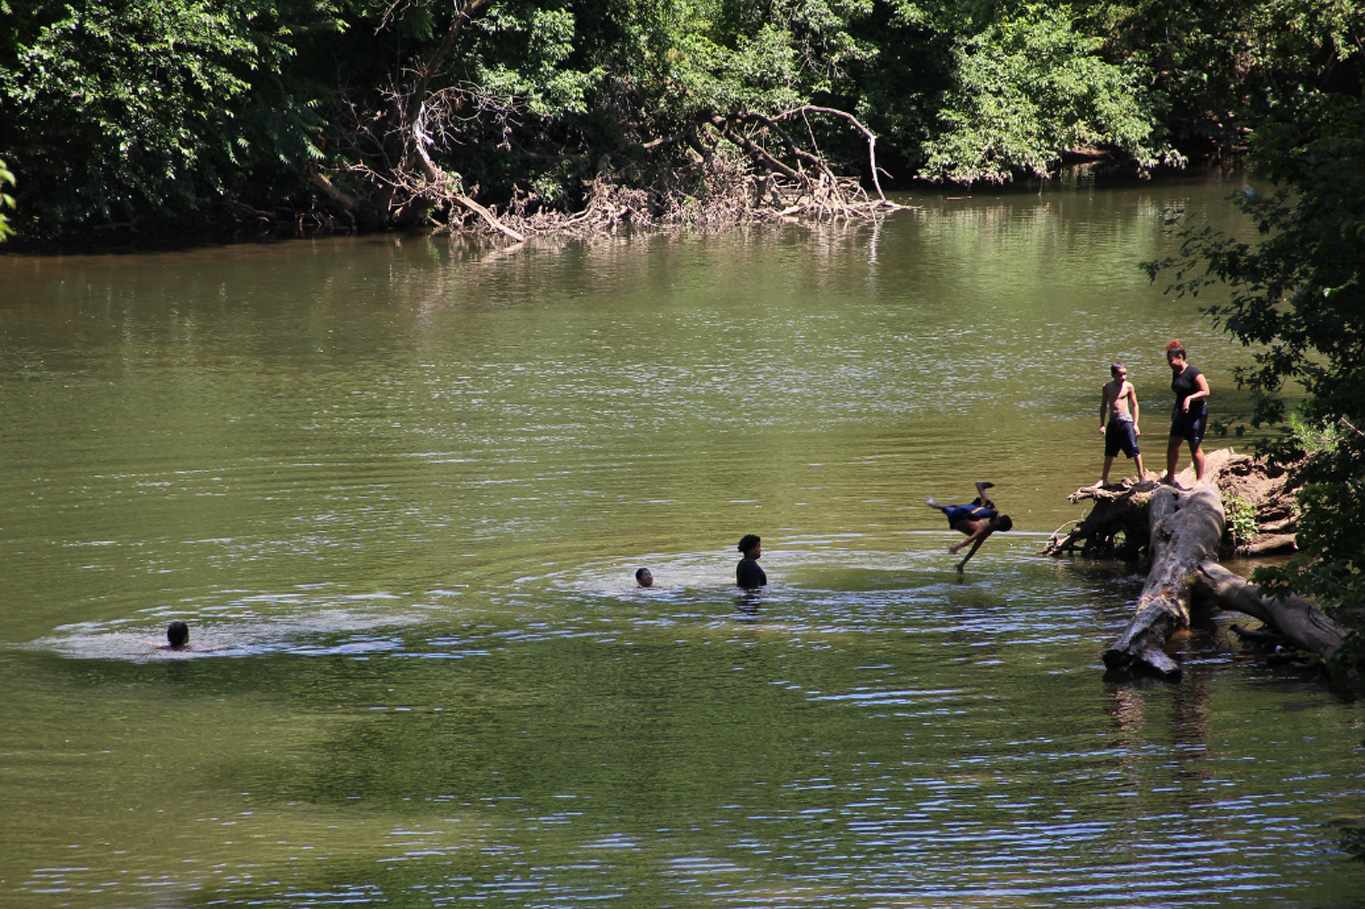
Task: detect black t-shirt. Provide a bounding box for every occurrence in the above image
[737,559,767,589]
[1171,365,1207,413]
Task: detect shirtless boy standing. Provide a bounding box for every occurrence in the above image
[1098,362,1147,487]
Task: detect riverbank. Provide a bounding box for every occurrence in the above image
[3,160,1230,255]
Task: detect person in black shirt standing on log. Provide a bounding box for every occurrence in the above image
[1161,339,1211,487]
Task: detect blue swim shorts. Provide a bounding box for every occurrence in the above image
[1105,414,1140,458]
[943,503,997,527]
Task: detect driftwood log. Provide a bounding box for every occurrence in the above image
[1103,483,1225,676]
[1051,448,1346,680]
[1192,563,1347,663]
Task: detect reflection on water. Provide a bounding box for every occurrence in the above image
[3,175,1363,908]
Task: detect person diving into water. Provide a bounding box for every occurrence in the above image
[926,481,1014,573]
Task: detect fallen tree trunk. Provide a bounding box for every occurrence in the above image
[1193,563,1348,662]
[1103,483,1225,677]
[1232,533,1297,556]
[1053,447,1350,682]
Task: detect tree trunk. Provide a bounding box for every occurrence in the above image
[1051,448,1347,682]
[1103,484,1226,677]
[1193,562,1348,661]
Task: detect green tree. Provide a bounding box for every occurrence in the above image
[1080,0,1365,160]
[7,0,1361,236]
[1145,94,1365,673]
[0,0,343,234]
[917,3,1176,183]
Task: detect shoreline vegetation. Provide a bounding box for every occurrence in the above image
[4,1,1361,250]
[3,130,1185,254]
[4,161,1175,253]
[2,157,1196,254]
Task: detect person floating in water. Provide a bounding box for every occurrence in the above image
[161,620,190,650]
[635,567,654,588]
[1098,361,1148,488]
[926,482,1014,573]
[736,534,767,589]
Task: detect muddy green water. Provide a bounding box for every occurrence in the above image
[3,174,1363,908]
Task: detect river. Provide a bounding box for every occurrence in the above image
[2,171,1363,908]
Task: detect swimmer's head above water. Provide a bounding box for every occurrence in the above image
[166,621,189,649]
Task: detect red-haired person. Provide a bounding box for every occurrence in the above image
[1161,340,1210,486]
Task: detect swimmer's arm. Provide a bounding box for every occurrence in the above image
[1126,382,1140,433]
[954,537,987,573]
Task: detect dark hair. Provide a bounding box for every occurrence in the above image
[738,534,761,553]
[1165,339,1186,360]
[995,515,1014,533]
[634,568,650,582]
[1110,362,1126,378]
[167,621,189,647]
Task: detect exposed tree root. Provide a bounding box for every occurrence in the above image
[1045,482,1159,560]
[1042,449,1298,560]
[308,74,912,238]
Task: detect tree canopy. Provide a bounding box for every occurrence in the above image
[918,3,1177,183]
[0,0,344,230]
[0,0,1362,237]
